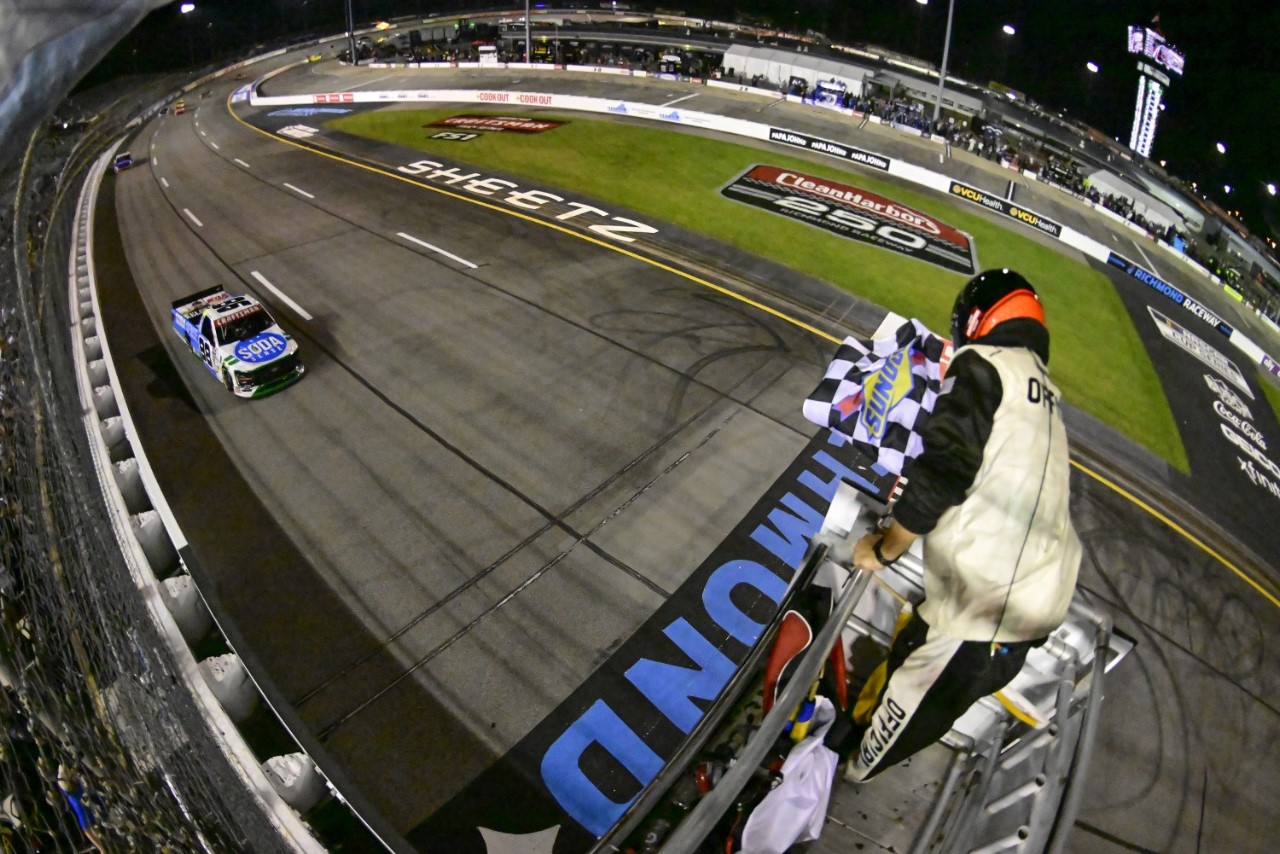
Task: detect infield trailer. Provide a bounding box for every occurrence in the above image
[246,82,1280,390]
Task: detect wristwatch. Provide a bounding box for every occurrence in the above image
[872,537,898,566]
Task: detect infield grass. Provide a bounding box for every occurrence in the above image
[328,108,1189,472]
[1259,372,1280,426]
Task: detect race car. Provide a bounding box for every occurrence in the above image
[174,100,187,115]
[171,286,304,398]
[112,151,133,172]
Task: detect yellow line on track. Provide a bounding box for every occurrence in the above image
[225,93,1278,610]
[225,95,838,344]
[1070,460,1279,609]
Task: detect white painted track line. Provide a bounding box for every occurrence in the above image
[182,208,203,227]
[251,271,314,321]
[160,177,169,188]
[396,232,478,269]
[284,183,315,199]
[234,158,251,168]
[1131,240,1167,281]
[347,73,395,90]
[660,93,699,107]
[210,141,220,150]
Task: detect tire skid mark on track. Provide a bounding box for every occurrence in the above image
[141,101,819,736]
[303,341,797,724]
[314,407,744,740]
[225,92,1280,616]
[224,92,839,344]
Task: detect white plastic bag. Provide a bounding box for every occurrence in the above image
[740,697,839,854]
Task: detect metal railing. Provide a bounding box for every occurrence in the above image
[612,483,1128,854]
[1,108,295,854]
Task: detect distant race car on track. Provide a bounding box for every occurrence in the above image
[112,151,132,172]
[174,100,187,115]
[170,286,304,398]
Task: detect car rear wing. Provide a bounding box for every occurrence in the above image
[171,285,232,318]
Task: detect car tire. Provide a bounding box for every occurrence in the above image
[224,369,235,395]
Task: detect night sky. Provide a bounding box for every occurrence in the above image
[82,1,1280,242]
[732,0,1280,242]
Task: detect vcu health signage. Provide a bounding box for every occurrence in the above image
[948,181,1064,239]
[722,165,977,275]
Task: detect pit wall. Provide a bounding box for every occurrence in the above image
[247,83,1280,383]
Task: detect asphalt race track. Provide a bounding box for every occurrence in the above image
[1100,258,1280,559]
[96,51,1280,853]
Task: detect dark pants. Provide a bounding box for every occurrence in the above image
[846,611,1038,782]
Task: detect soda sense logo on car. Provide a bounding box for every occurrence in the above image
[234,332,287,363]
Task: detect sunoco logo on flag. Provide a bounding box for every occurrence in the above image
[858,348,914,441]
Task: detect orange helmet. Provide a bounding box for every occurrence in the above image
[950,268,1045,346]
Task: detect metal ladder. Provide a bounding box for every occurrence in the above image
[651,481,1132,853]
[828,479,1133,854]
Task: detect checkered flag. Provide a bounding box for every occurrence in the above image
[803,315,952,476]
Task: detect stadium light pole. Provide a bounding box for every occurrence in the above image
[931,0,956,123]
[345,0,357,66]
[1080,61,1099,120]
[912,0,928,57]
[998,24,1016,82]
[180,3,196,66]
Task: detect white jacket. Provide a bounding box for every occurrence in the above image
[893,321,1081,642]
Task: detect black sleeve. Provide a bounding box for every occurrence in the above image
[892,350,1003,535]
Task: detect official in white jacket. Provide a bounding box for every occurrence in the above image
[843,268,1081,781]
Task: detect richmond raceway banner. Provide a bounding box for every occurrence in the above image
[1107,251,1234,337]
[721,165,978,275]
[406,432,888,853]
[948,181,1064,239]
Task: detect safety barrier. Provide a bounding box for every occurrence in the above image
[68,145,364,853]
[246,81,1280,384]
